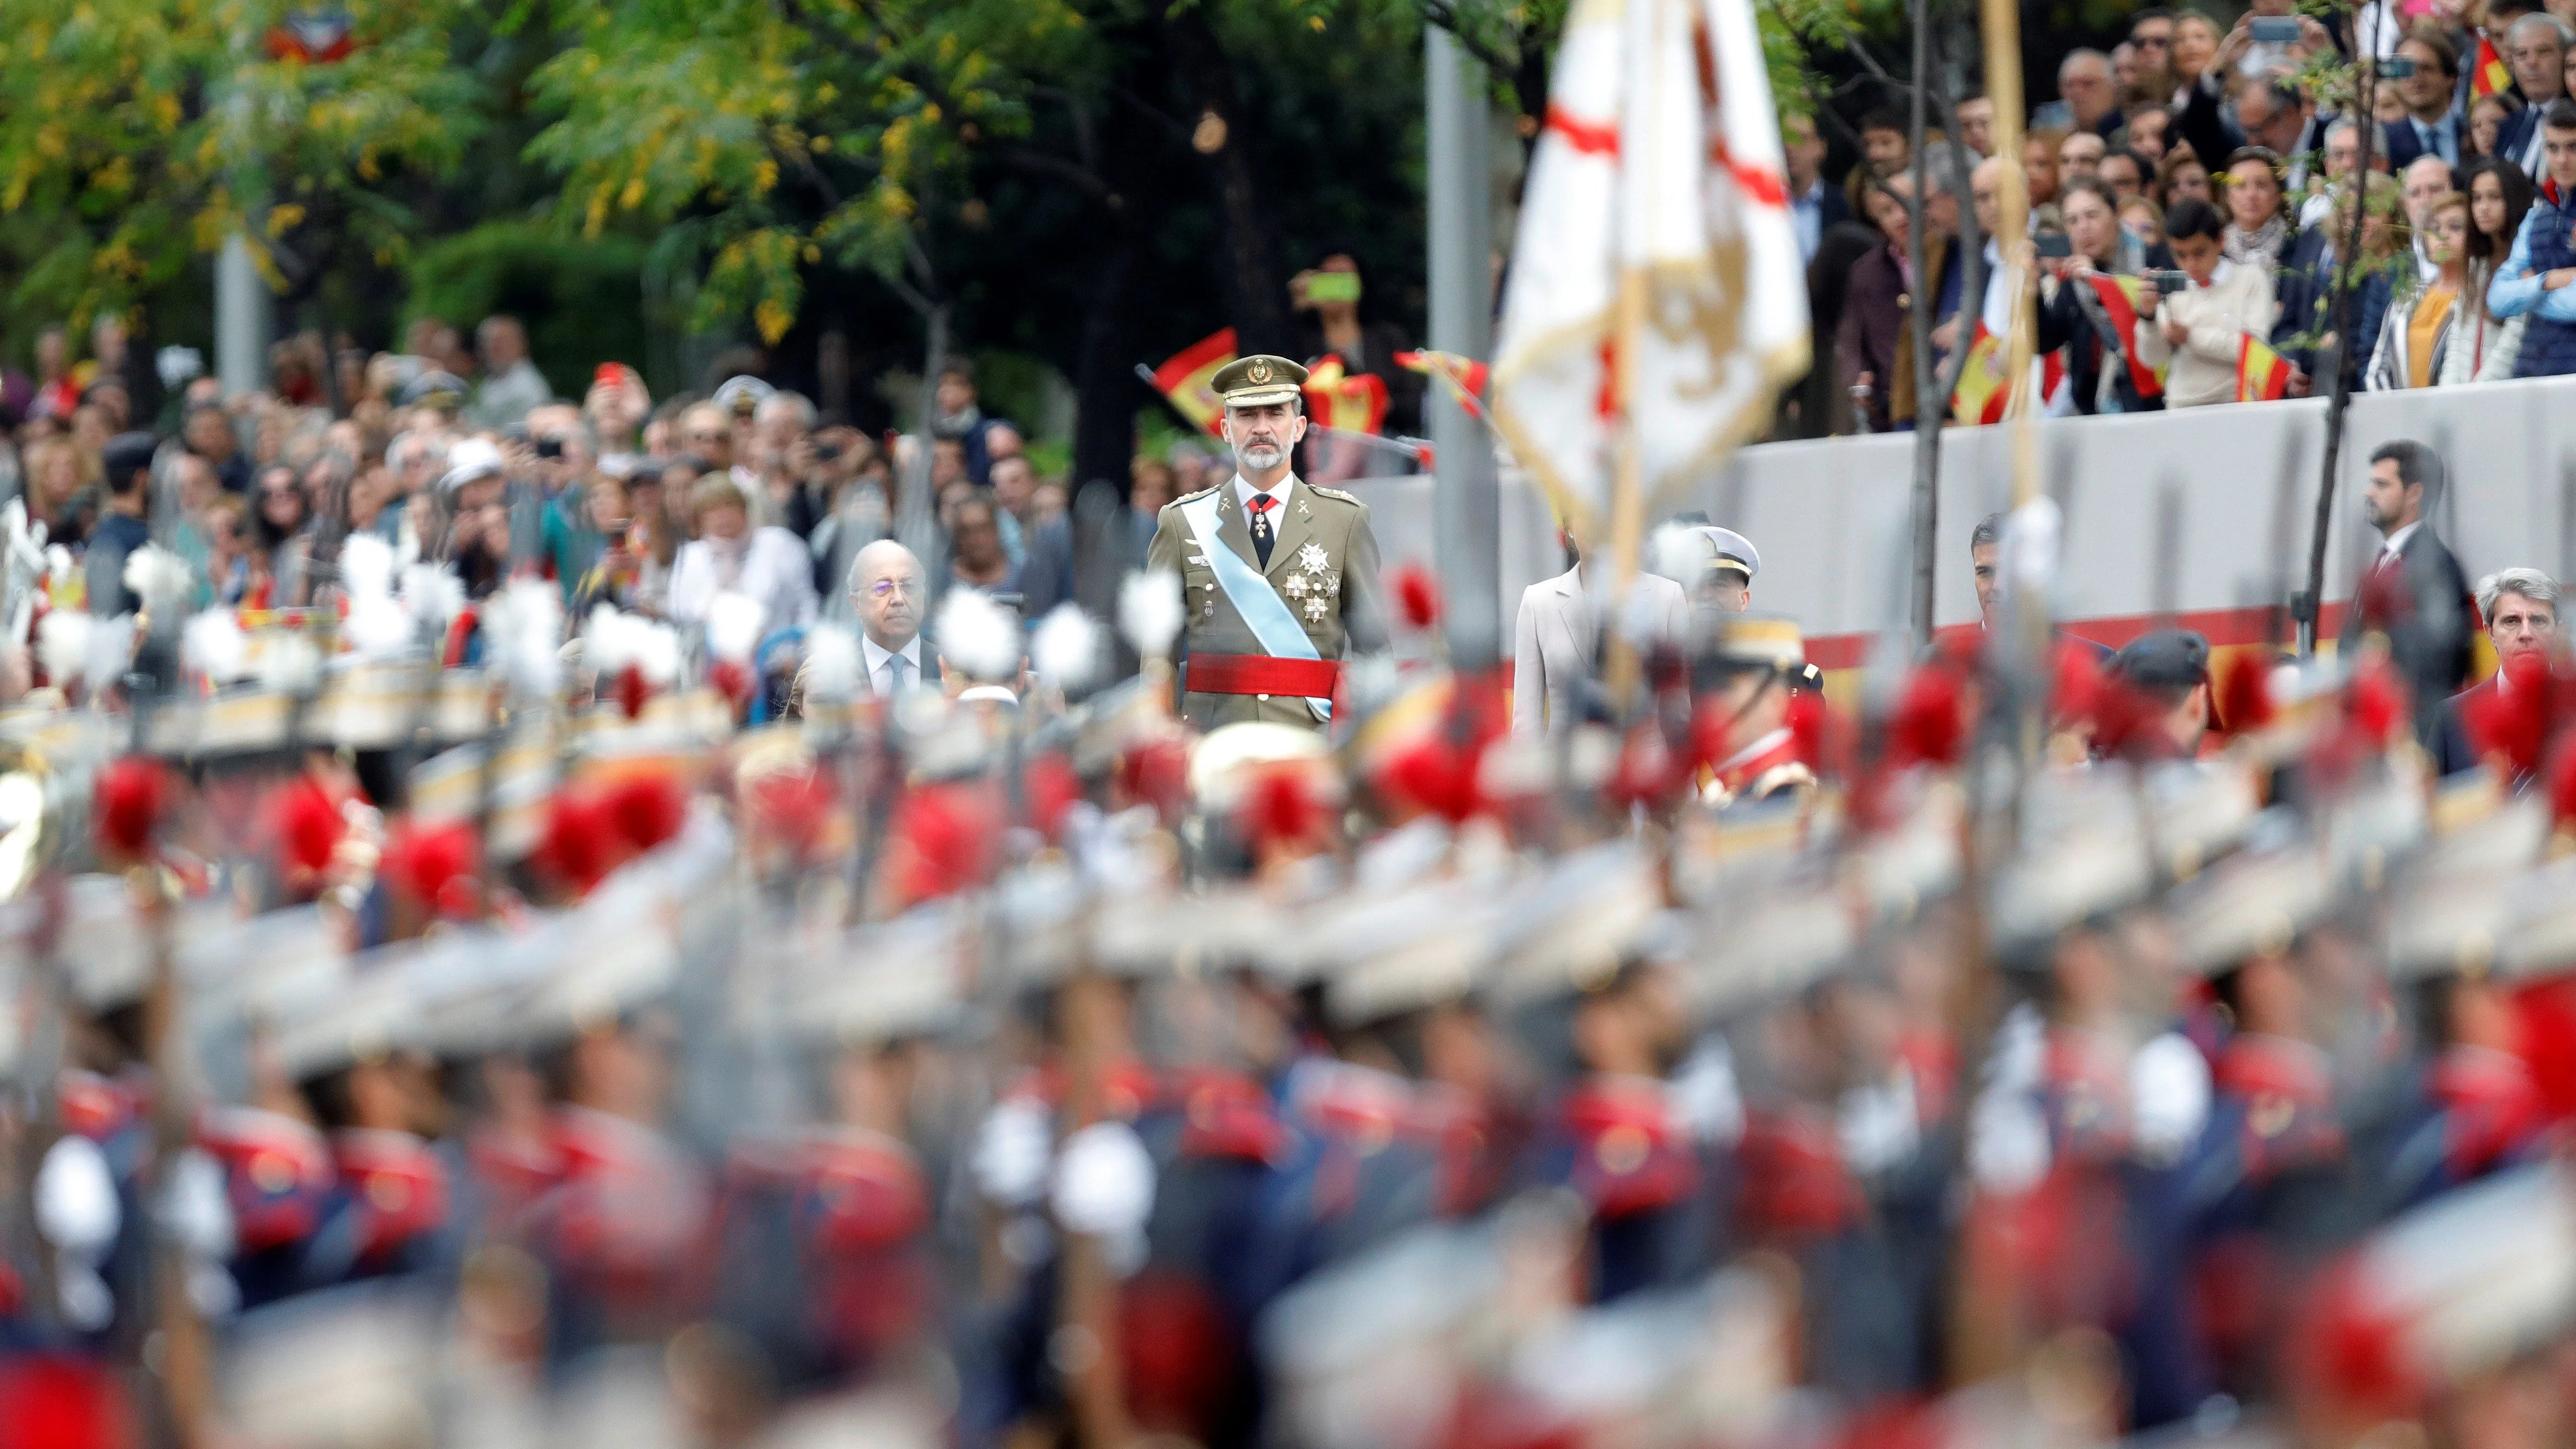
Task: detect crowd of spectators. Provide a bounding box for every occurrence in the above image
[1787,0,2576,436]
[0,316,1142,672]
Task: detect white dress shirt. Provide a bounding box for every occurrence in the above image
[1792,177,1827,262]
[2377,519,2422,563]
[1232,472,1299,515]
[861,632,925,694]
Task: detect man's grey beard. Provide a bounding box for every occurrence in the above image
[1234,440,1286,473]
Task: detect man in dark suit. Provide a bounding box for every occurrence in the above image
[1782,113,1850,264]
[2431,567,2560,777]
[2490,14,2570,177]
[2342,440,2475,750]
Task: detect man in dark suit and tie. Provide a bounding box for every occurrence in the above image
[2342,440,2475,749]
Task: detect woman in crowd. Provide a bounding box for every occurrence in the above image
[2285,174,2409,391]
[22,435,96,549]
[2174,12,2222,95]
[2369,192,2473,389]
[251,463,317,606]
[2122,196,2167,249]
[2037,179,2172,415]
[2456,157,2535,381]
[2158,146,2213,210]
[2119,106,2172,165]
[2221,147,2291,275]
[2024,128,2066,209]
[2468,93,2520,161]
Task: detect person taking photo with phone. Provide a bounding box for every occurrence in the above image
[2137,198,2280,406]
[1289,252,1423,437]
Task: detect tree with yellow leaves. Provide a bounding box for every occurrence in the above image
[0,0,483,363]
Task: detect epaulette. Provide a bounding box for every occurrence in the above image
[1169,484,1223,507]
[1305,484,1362,504]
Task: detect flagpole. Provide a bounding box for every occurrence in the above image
[1982,0,2035,512]
[1943,0,2037,1391]
[1602,271,1650,714]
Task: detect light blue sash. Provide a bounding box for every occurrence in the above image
[1178,490,1330,718]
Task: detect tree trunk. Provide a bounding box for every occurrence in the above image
[1165,9,1292,353]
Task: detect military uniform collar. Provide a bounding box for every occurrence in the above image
[1232,472,1300,512]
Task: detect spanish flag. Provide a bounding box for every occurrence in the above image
[1950,323,2071,424]
[2086,274,2167,401]
[1302,353,1391,436]
[2237,334,2293,401]
[1149,328,1238,436]
[1394,349,1491,420]
[1952,326,2013,425]
[2472,34,2514,99]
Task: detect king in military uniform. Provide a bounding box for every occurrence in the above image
[1147,354,1386,731]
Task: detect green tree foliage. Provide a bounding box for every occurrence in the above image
[0,0,485,341]
[524,0,1146,345]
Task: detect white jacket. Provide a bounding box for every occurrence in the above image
[2135,261,2278,409]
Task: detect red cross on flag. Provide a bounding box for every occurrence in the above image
[1490,0,1809,543]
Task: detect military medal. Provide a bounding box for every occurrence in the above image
[1285,574,1307,596]
[1298,542,1330,574]
[1305,596,1328,622]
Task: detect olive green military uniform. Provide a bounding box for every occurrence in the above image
[1148,472,1387,730]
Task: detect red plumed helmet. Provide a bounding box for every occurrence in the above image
[1117,736,1192,823]
[0,1354,134,1449]
[1023,752,1084,841]
[2047,636,2104,729]
[1888,665,1967,769]
[890,782,1000,905]
[2217,650,2278,737]
[381,819,482,917]
[614,662,652,722]
[1787,690,1831,771]
[2294,1257,2422,1422]
[270,776,347,881]
[1604,721,1686,811]
[1393,562,1443,632]
[94,756,170,863]
[707,658,757,716]
[2344,654,2412,747]
[604,772,689,857]
[534,787,617,895]
[1240,765,1326,851]
[750,767,836,855]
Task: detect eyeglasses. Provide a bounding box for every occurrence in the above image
[866,578,920,599]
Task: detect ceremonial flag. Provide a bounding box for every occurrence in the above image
[1394,349,1492,420]
[2237,334,2293,402]
[2473,34,2513,98]
[1302,354,1392,437]
[1149,328,1238,437]
[2086,275,2167,401]
[1489,0,1809,543]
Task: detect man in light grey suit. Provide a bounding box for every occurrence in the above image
[1511,526,1716,735]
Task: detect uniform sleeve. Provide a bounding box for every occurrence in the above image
[1145,504,1183,579]
[1338,502,1389,657]
[1144,505,1188,706]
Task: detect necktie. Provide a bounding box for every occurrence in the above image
[883,653,909,694]
[1248,492,1277,568]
